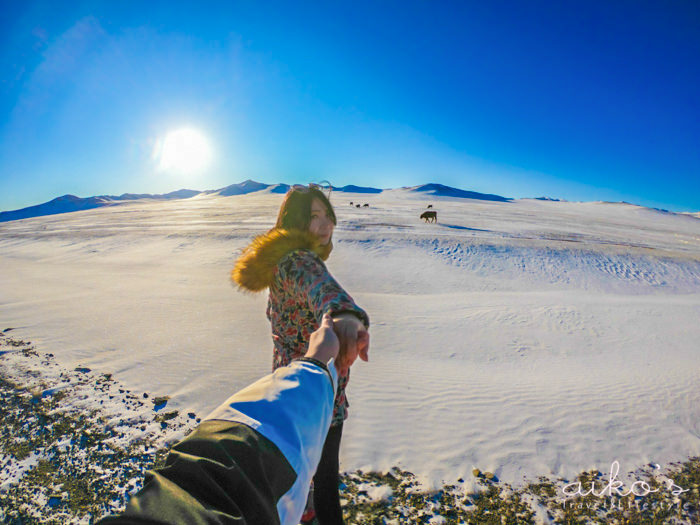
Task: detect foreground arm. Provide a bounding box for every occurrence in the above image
[98,315,340,525]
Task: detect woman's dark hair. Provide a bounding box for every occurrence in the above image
[274,185,337,231]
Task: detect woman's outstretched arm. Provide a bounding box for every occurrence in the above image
[278,249,370,373]
[278,249,370,328]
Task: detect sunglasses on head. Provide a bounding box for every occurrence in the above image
[291,181,332,199]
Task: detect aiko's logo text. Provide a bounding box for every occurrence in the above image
[561,461,687,499]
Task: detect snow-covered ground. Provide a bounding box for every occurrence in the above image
[1,189,699,491]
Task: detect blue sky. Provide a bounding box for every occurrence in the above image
[1,1,699,212]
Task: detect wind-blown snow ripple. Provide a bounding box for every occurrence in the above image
[344,238,700,293]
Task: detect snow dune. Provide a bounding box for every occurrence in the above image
[1,190,699,490]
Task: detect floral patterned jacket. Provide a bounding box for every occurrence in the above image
[232,228,370,425]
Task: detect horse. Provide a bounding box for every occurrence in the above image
[420,211,437,223]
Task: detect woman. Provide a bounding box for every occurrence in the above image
[232,185,370,524]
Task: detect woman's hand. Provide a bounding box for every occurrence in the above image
[331,313,370,375]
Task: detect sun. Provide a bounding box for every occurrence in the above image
[156,127,212,173]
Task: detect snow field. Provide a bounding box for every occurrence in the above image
[1,189,699,490]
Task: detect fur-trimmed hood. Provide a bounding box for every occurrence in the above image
[232,228,332,292]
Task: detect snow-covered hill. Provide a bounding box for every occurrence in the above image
[1,189,699,491]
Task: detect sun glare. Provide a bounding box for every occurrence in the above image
[156,127,212,173]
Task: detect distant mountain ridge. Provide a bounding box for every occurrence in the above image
[0,194,113,222]
[104,189,201,201]
[0,180,513,222]
[337,184,382,194]
[0,179,592,223]
[403,183,511,202]
[214,180,269,196]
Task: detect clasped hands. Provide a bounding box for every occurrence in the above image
[306,313,370,375]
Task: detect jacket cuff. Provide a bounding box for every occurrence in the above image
[294,357,338,392]
[296,357,338,395]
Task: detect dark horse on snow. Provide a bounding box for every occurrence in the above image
[420,211,437,223]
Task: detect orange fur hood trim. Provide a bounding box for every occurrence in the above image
[231,228,332,292]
